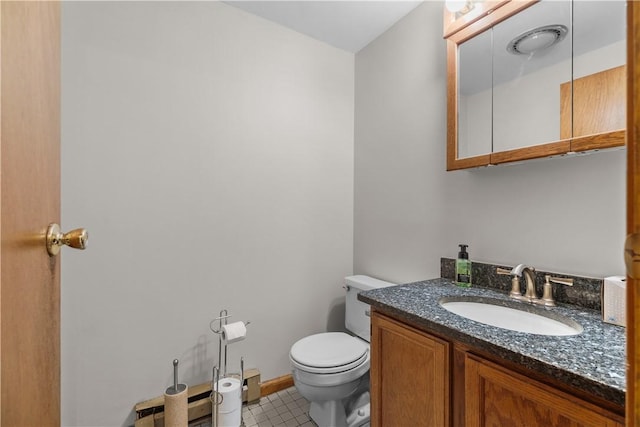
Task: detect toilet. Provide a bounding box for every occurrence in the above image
[289,275,395,427]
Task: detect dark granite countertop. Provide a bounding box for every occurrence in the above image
[359,278,626,407]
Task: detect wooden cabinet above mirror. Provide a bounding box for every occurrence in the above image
[445,0,626,171]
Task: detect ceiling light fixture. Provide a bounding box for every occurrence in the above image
[507,24,568,55]
[445,0,474,15]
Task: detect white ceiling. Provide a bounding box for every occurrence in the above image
[223,1,424,53]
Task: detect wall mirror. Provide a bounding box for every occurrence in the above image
[445,0,626,170]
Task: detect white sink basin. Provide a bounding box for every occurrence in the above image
[439,297,583,336]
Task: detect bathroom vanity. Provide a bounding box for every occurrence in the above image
[359,279,625,426]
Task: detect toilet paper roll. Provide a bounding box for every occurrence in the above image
[214,377,242,413]
[221,321,247,344]
[164,384,188,427]
[213,407,241,427]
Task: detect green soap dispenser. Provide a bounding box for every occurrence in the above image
[456,244,472,287]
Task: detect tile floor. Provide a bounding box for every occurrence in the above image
[192,386,315,427]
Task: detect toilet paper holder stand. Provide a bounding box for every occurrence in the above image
[209,309,250,378]
[211,358,245,427]
[210,309,249,427]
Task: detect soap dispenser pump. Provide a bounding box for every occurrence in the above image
[456,244,472,287]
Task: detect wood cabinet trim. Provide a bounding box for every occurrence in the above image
[452,347,467,427]
[447,154,491,171]
[490,140,571,164]
[571,130,626,152]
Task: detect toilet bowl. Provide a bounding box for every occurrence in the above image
[290,275,395,427]
[291,332,370,427]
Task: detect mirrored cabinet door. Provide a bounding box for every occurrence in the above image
[568,1,626,150]
[445,0,627,171]
[492,1,572,153]
[458,29,492,159]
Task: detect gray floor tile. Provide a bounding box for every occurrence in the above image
[192,386,312,427]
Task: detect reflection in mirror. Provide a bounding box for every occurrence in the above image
[446,0,473,14]
[458,29,492,158]
[492,0,572,152]
[565,1,626,139]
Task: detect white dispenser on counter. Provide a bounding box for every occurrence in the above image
[602,276,626,327]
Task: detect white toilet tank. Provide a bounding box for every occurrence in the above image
[344,275,395,342]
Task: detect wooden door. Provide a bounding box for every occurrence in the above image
[1,2,61,425]
[466,355,624,427]
[630,3,640,427]
[370,312,450,427]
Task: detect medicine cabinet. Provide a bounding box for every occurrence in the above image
[445,0,626,171]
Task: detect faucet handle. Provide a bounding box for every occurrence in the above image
[549,276,574,287]
[535,275,573,307]
[497,267,525,299]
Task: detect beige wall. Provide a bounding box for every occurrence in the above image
[61,2,354,425]
[354,2,625,284]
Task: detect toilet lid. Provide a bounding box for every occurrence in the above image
[290,332,368,372]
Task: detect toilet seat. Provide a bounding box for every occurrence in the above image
[290,332,368,374]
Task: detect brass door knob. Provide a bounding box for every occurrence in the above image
[46,223,88,256]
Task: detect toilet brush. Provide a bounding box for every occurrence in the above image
[164,359,188,427]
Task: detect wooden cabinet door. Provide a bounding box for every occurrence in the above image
[1,2,61,425]
[370,312,450,427]
[465,354,624,427]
